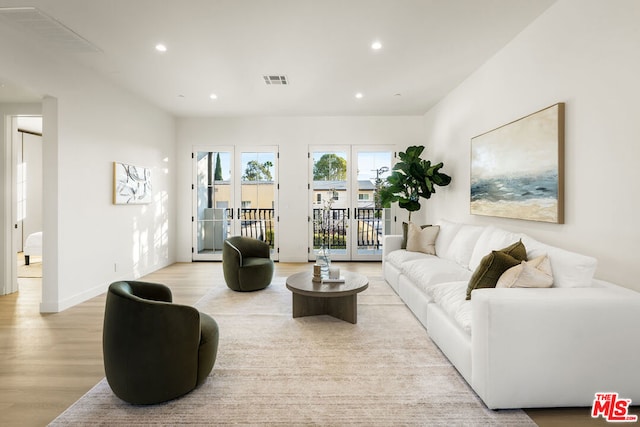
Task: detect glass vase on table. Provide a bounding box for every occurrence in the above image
[316,236,331,278]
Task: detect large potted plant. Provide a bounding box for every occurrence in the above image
[378,145,451,221]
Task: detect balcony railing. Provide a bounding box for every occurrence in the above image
[236,207,384,251]
[312,207,384,249]
[355,208,383,249]
[239,208,274,247]
[312,208,348,249]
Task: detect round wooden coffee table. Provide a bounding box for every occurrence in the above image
[286,271,369,324]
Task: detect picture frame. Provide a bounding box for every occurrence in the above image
[113,161,152,204]
[470,103,565,223]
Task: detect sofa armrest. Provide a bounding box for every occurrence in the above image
[383,235,403,260]
[471,287,640,409]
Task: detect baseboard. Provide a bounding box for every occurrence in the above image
[40,281,107,313]
[39,259,176,313]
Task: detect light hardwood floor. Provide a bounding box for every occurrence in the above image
[0,261,615,426]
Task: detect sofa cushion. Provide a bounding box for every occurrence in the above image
[401,222,431,249]
[403,257,472,291]
[385,249,431,269]
[434,219,463,257]
[406,223,439,255]
[469,226,526,272]
[466,241,527,299]
[440,224,484,269]
[425,281,471,334]
[522,235,597,288]
[497,254,554,288]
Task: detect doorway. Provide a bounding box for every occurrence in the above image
[192,146,278,261]
[13,116,43,287]
[309,145,393,262]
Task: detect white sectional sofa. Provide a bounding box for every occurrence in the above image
[383,219,640,409]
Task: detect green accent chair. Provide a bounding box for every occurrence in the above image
[222,236,274,291]
[103,281,219,405]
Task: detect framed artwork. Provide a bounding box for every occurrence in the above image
[470,103,564,223]
[113,162,152,204]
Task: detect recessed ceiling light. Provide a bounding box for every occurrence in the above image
[371,40,382,50]
[155,43,167,52]
[355,92,363,99]
[209,93,218,100]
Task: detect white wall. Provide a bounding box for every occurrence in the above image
[0,25,176,310]
[422,0,640,291]
[176,116,424,262]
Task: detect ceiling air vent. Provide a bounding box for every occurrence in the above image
[0,7,102,53]
[263,75,289,85]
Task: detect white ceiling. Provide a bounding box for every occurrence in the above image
[0,0,555,117]
[0,79,40,103]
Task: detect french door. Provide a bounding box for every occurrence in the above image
[193,146,278,261]
[309,145,393,261]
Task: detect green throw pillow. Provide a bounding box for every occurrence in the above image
[499,239,528,262]
[466,240,527,300]
[401,222,431,249]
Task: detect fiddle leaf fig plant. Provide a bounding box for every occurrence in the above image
[378,145,451,221]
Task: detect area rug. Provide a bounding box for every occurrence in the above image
[50,275,535,426]
[18,255,42,278]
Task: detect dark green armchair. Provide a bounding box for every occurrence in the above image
[222,236,274,291]
[103,281,219,405]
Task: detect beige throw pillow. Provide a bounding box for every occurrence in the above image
[401,222,431,249]
[496,254,554,288]
[406,222,440,255]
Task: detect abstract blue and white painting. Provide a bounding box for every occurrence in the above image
[471,103,564,223]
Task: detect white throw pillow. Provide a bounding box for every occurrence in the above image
[468,225,526,272]
[406,223,440,255]
[434,219,462,257]
[443,224,484,269]
[522,235,597,288]
[497,254,554,288]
